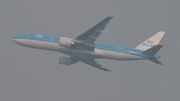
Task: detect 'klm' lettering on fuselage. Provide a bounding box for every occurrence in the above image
[142,40,155,47]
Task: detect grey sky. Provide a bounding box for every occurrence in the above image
[0,0,180,101]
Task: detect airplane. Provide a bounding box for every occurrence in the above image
[12,16,165,71]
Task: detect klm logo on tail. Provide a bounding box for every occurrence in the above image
[142,40,155,47]
[136,31,165,51]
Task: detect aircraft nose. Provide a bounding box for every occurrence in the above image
[12,38,14,41]
[12,38,18,43]
[12,38,16,42]
[12,35,20,43]
[12,38,21,44]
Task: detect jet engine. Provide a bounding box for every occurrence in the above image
[59,55,76,65]
[59,37,74,47]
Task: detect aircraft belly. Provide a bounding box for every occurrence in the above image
[26,40,60,51]
[59,48,103,58]
[101,50,144,60]
[19,39,102,58]
[16,39,144,60]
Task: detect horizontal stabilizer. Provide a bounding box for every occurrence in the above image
[148,59,163,65]
[142,45,163,55]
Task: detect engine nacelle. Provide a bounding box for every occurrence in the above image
[59,55,76,65]
[59,37,74,47]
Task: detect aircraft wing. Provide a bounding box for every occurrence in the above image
[74,16,113,51]
[72,56,110,71]
[81,58,111,71]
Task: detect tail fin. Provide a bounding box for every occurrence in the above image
[135,31,165,51]
[142,45,163,55]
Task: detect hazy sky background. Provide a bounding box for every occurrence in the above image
[0,0,180,101]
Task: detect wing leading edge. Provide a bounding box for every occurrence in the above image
[74,16,113,51]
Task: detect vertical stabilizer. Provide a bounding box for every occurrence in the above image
[135,31,165,51]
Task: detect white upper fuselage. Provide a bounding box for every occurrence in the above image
[12,33,160,60]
